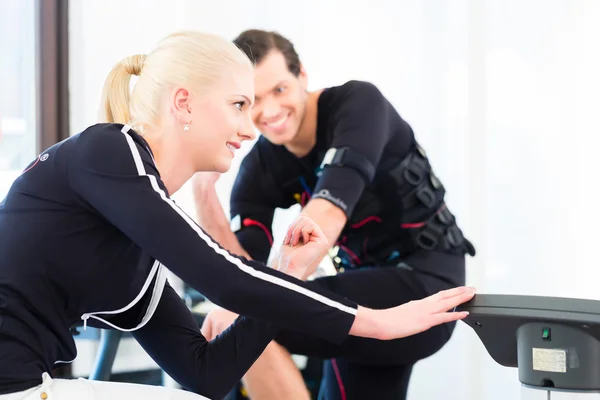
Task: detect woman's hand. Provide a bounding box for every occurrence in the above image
[277,214,329,280]
[351,286,476,340]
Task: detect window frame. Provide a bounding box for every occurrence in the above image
[35,0,71,377]
[35,0,69,153]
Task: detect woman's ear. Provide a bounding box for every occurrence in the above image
[171,87,192,123]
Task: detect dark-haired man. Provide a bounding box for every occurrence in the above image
[194,29,475,400]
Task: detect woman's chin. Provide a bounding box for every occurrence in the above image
[214,160,232,174]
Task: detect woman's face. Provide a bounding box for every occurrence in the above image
[180,65,256,173]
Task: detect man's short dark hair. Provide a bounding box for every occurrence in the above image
[233,30,301,76]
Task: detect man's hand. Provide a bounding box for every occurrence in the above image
[277,214,329,280]
[191,171,252,259]
[192,171,221,191]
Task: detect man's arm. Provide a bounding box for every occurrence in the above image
[289,199,347,277]
[193,145,279,265]
[192,173,252,260]
[292,81,394,269]
[192,173,284,271]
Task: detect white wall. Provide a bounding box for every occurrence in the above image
[69,1,600,398]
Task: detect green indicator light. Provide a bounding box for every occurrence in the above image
[542,328,551,340]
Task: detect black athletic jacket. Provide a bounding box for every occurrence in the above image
[0,123,357,399]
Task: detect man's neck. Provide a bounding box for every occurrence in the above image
[285,90,323,158]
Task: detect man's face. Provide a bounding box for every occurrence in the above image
[251,50,308,145]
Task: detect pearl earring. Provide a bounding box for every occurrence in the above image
[183,123,190,132]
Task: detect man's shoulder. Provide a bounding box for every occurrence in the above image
[326,80,383,100]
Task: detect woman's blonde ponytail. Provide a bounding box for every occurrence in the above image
[99,54,146,124]
[97,31,252,133]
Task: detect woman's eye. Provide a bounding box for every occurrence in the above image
[235,102,245,111]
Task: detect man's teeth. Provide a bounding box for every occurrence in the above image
[267,115,287,128]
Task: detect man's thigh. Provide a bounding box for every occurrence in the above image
[275,253,464,365]
[320,360,413,400]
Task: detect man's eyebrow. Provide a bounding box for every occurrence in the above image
[255,80,287,100]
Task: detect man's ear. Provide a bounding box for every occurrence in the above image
[298,64,309,91]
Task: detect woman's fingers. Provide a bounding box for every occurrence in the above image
[430,287,476,314]
[429,310,470,327]
[427,286,475,303]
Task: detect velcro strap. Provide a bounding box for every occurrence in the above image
[389,153,429,189]
[318,147,376,183]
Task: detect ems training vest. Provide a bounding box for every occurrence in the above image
[231,80,475,270]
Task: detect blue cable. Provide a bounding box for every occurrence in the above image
[298,176,312,196]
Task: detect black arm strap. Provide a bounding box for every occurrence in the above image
[317,147,376,183]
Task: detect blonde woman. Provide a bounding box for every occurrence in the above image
[0,31,474,400]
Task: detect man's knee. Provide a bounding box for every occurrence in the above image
[200,308,239,341]
[242,341,311,400]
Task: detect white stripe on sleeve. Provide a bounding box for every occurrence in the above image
[120,125,357,316]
